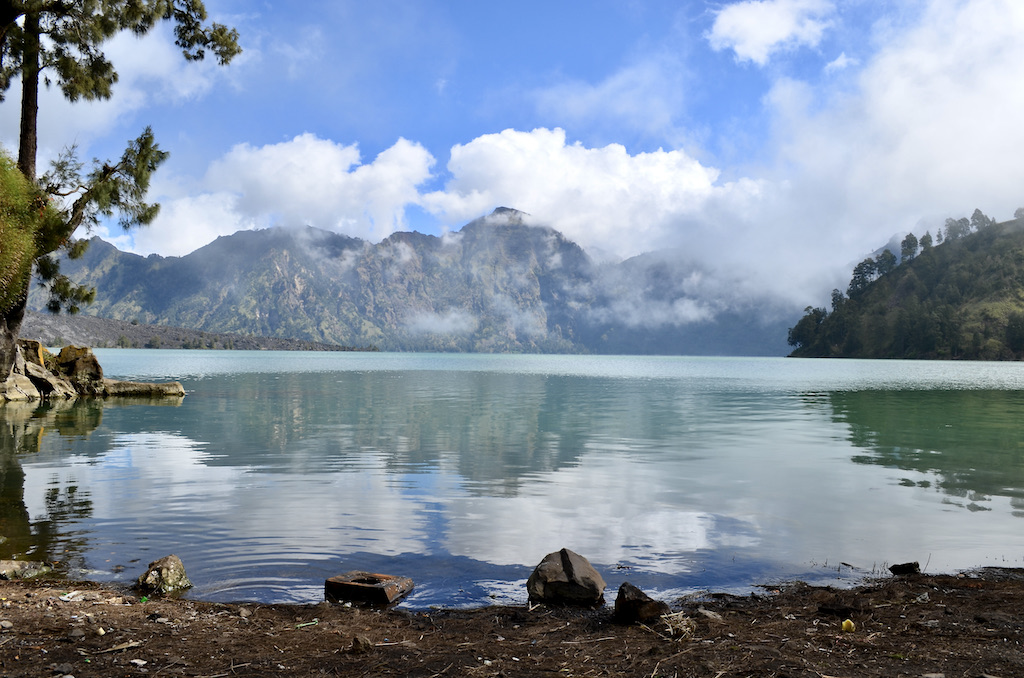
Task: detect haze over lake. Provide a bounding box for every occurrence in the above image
[3,350,1024,607]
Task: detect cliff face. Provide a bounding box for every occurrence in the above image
[29,209,794,355]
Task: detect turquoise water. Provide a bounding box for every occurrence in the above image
[3,350,1024,607]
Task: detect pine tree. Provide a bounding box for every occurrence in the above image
[0,1,240,379]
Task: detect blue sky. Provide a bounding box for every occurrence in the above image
[4,0,1023,308]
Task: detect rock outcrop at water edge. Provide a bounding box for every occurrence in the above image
[0,340,184,401]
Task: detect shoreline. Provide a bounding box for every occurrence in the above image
[2,567,1022,677]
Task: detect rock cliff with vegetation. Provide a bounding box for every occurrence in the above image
[789,209,1024,359]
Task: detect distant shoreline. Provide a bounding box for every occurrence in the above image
[20,310,377,352]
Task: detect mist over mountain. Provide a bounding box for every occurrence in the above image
[30,208,796,355]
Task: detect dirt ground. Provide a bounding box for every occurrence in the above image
[1,569,1022,677]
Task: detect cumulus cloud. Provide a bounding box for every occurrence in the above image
[764,0,1024,274]
[141,134,435,255]
[707,0,836,65]
[130,192,257,257]
[422,127,763,261]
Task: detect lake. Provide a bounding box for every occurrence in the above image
[2,350,1024,608]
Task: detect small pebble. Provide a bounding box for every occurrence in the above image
[0,620,13,629]
[239,607,252,618]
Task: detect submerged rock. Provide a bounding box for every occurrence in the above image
[136,555,193,594]
[526,548,606,606]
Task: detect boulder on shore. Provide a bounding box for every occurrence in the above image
[526,548,606,606]
[0,560,52,580]
[613,582,671,624]
[136,555,193,594]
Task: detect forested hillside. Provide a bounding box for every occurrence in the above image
[788,210,1024,359]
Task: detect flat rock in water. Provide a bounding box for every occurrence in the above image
[526,548,606,606]
[103,378,185,397]
[325,571,414,605]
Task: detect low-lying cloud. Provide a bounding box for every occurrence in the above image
[404,309,478,336]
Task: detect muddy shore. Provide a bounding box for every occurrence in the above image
[1,569,1022,677]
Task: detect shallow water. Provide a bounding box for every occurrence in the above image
[3,351,1024,607]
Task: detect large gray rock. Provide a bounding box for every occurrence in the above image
[18,339,46,368]
[24,361,77,398]
[136,555,193,594]
[56,345,104,395]
[526,548,606,606]
[0,372,39,401]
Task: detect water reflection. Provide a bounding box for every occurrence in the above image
[0,400,103,564]
[172,371,723,495]
[6,361,1024,606]
[830,390,1024,515]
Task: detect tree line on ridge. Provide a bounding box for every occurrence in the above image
[788,208,1024,360]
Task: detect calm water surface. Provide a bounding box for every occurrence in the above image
[3,351,1024,607]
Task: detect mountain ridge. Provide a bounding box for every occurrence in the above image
[29,209,795,355]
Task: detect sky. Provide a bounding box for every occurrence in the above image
[4,0,1024,310]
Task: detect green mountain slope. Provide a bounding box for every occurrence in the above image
[788,216,1024,359]
[31,208,795,355]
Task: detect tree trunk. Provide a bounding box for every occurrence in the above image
[17,9,39,181]
[4,9,40,378]
[0,293,26,380]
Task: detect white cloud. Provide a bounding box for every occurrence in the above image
[114,0,1024,314]
[422,127,764,261]
[764,0,1024,271]
[707,0,836,65]
[0,24,234,164]
[532,56,687,143]
[130,192,256,257]
[140,134,436,256]
[824,51,857,73]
